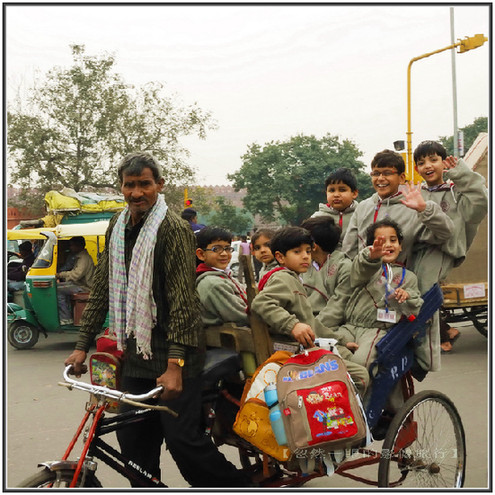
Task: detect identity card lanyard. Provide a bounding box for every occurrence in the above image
[377,263,405,324]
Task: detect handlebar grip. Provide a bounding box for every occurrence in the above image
[67,363,88,375]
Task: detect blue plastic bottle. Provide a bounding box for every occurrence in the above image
[264,383,287,446]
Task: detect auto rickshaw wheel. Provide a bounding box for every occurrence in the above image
[8,321,39,349]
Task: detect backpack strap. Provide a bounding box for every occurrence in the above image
[258,266,287,291]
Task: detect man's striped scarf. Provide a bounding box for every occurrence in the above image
[109,194,168,359]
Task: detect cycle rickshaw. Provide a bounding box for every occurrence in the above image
[17,257,465,488]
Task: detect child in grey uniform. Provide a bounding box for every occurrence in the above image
[337,219,423,370]
[312,167,359,249]
[195,227,249,327]
[251,226,369,396]
[250,229,278,281]
[300,216,352,331]
[412,140,488,354]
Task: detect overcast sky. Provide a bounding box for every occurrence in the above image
[4,3,490,186]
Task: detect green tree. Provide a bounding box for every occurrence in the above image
[185,186,217,216]
[438,116,487,155]
[7,44,216,210]
[228,134,372,226]
[206,197,253,235]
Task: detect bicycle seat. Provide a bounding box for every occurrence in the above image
[202,348,242,389]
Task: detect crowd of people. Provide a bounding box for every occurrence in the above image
[62,142,487,487]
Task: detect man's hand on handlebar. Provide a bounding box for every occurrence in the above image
[156,363,183,401]
[64,350,88,377]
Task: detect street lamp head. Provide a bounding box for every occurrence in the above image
[458,34,488,53]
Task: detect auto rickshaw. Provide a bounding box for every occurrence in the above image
[7,221,109,349]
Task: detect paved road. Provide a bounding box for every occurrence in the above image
[6,322,488,489]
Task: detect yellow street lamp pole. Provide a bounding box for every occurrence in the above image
[406,34,487,179]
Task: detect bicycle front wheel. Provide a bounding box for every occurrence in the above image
[18,467,102,488]
[378,390,466,488]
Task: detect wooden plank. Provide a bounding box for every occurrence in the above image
[239,254,273,365]
[205,323,255,353]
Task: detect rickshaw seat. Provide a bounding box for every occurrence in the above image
[202,348,243,389]
[205,323,257,375]
[365,284,444,428]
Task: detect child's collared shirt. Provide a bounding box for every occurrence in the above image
[196,263,249,327]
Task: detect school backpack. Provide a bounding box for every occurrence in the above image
[233,350,292,461]
[276,347,367,454]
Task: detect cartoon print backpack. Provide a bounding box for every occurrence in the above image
[276,347,367,453]
[89,328,123,413]
[233,350,292,461]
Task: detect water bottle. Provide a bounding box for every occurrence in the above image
[264,384,287,446]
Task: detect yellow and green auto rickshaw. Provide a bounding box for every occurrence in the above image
[7,221,109,349]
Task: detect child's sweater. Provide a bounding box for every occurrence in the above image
[251,268,340,341]
[341,247,423,332]
[302,250,352,330]
[311,200,358,248]
[412,159,488,291]
[195,263,249,327]
[342,191,454,265]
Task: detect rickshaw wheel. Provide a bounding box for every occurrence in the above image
[8,321,40,349]
[378,390,465,488]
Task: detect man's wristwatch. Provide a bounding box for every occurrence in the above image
[168,358,185,368]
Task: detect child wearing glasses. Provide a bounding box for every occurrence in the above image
[311,167,359,249]
[341,149,454,377]
[195,226,249,327]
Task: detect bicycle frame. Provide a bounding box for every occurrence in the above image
[61,401,167,487]
[333,373,415,486]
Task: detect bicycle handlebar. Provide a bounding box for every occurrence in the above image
[60,366,178,417]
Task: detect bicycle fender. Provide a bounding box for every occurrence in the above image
[37,460,80,472]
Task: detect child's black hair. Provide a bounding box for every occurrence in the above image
[365,218,403,246]
[324,167,358,192]
[181,208,197,222]
[270,227,313,256]
[413,140,447,164]
[196,226,232,250]
[300,216,341,254]
[251,228,276,247]
[371,150,405,175]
